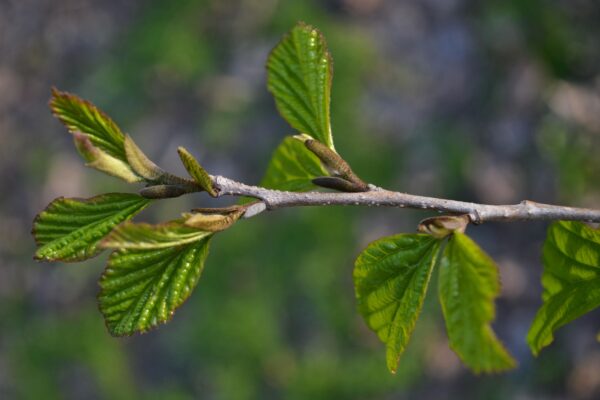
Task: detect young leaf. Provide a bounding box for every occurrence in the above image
[354,234,442,373]
[438,233,516,373]
[183,206,245,232]
[33,194,151,262]
[50,88,127,162]
[267,22,334,148]
[73,132,141,183]
[527,221,600,355]
[418,215,470,239]
[124,135,164,181]
[99,222,213,336]
[177,147,217,196]
[260,136,328,191]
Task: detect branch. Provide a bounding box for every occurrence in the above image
[211,175,600,224]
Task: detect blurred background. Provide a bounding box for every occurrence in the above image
[2,0,600,398]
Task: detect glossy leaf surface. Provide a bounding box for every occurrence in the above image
[50,88,128,162]
[99,222,212,336]
[439,233,516,373]
[354,234,441,373]
[33,194,151,262]
[528,221,600,355]
[267,22,334,148]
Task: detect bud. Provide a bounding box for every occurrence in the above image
[312,176,367,192]
[184,206,245,232]
[418,215,470,239]
[140,185,187,199]
[303,138,368,192]
[177,146,217,197]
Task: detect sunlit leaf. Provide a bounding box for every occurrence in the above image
[50,88,127,162]
[528,221,600,355]
[33,194,151,262]
[267,22,334,148]
[354,234,442,373]
[99,221,213,336]
[439,233,516,373]
[260,136,327,191]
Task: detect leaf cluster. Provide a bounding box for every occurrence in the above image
[33,22,600,375]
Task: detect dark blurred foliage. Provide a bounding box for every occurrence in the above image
[1,0,600,398]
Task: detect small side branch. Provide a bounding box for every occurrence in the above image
[212,176,600,223]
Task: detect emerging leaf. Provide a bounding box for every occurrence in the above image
[439,233,516,373]
[73,132,141,183]
[33,193,151,262]
[124,135,164,181]
[528,221,600,355]
[184,206,245,232]
[267,22,334,148]
[99,222,213,335]
[177,147,217,196]
[50,88,128,162]
[354,234,442,373]
[418,215,470,239]
[260,136,327,191]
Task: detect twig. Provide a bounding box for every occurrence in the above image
[211,175,600,224]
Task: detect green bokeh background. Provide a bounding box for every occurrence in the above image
[2,0,600,398]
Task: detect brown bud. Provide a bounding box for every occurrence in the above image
[312,176,368,192]
[303,139,368,192]
[140,185,188,199]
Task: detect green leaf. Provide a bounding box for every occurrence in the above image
[177,146,217,196]
[354,234,442,373]
[439,233,516,373]
[73,132,141,183]
[102,221,212,249]
[124,135,164,181]
[527,221,600,355]
[99,222,212,336]
[267,22,334,148]
[260,136,327,191]
[50,88,128,162]
[33,193,151,262]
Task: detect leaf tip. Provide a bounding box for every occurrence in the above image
[50,86,61,99]
[176,146,187,156]
[387,365,398,375]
